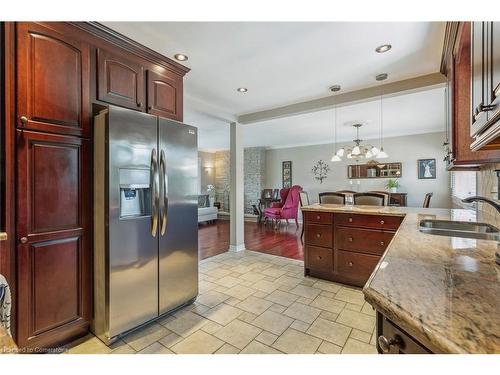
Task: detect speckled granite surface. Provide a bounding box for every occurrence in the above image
[301,204,500,353]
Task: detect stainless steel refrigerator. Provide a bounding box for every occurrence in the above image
[92,105,198,345]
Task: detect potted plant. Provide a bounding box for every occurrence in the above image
[386,179,399,193]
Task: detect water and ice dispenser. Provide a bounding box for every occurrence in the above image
[119,168,152,218]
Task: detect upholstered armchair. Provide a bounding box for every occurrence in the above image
[264,185,303,228]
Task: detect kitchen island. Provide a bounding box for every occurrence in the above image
[301,204,500,353]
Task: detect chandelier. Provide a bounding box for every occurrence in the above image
[333,123,381,160]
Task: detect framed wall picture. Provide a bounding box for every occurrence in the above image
[282,161,292,188]
[418,159,436,179]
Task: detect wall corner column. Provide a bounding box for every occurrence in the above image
[229,121,245,252]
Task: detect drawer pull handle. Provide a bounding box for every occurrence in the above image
[316,233,321,238]
[348,217,353,223]
[137,102,143,107]
[378,334,404,353]
[348,237,353,242]
[380,220,385,225]
[316,215,321,220]
[380,241,385,246]
[20,236,28,244]
[20,115,28,125]
[316,256,322,260]
[348,261,353,267]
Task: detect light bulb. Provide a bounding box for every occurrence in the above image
[371,146,379,155]
[331,154,341,162]
[352,146,360,155]
[376,148,388,159]
[336,148,345,157]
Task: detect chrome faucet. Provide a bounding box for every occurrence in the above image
[462,196,500,213]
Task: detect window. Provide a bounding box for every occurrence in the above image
[451,171,477,204]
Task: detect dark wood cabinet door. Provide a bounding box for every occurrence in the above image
[97,48,145,111]
[488,22,500,123]
[471,22,488,136]
[147,69,183,121]
[16,130,90,349]
[16,22,90,137]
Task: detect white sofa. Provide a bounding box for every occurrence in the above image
[198,206,218,223]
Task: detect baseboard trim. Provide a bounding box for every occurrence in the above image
[228,244,246,252]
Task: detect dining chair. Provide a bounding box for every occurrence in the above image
[368,191,390,206]
[423,192,433,208]
[299,191,310,240]
[353,192,386,206]
[318,192,346,204]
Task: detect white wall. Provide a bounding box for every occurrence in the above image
[265,132,451,209]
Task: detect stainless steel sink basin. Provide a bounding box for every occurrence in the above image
[419,219,500,241]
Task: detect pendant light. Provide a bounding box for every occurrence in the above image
[331,105,341,162]
[376,74,389,159]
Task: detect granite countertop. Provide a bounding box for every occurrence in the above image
[301,203,500,353]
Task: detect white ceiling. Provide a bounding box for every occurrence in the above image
[187,87,446,151]
[103,22,446,151]
[103,22,445,116]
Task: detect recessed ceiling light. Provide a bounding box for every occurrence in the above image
[375,44,392,53]
[376,73,388,81]
[174,53,188,61]
[329,85,341,92]
[237,87,248,93]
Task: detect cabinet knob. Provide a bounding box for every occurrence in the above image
[20,115,28,125]
[20,237,28,244]
[380,220,385,225]
[378,335,403,353]
[316,255,322,260]
[316,215,320,220]
[380,241,385,246]
[348,261,353,267]
[316,233,321,238]
[348,237,353,242]
[148,105,153,110]
[137,102,143,107]
[348,217,353,223]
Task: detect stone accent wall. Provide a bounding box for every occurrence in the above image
[213,147,267,214]
[244,147,266,214]
[215,150,230,212]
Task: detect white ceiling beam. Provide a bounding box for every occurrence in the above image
[184,93,238,123]
[237,72,446,124]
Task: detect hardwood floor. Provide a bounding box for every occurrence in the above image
[198,219,304,261]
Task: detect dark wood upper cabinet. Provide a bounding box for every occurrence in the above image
[469,22,500,150]
[147,69,183,121]
[97,48,145,111]
[16,130,90,349]
[442,22,500,164]
[16,22,90,137]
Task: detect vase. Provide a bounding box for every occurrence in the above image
[209,197,215,207]
[390,187,397,193]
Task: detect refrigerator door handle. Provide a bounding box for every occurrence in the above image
[160,149,168,236]
[150,148,159,237]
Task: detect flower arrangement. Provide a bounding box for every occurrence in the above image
[207,184,216,198]
[385,179,399,193]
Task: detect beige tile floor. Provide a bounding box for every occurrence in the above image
[67,250,377,354]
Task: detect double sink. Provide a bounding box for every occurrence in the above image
[419,219,500,241]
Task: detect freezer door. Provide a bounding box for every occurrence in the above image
[107,106,159,338]
[158,118,199,314]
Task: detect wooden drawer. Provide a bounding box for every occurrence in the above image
[335,227,394,256]
[304,211,333,224]
[377,312,431,354]
[336,250,380,287]
[335,213,402,231]
[306,246,333,273]
[305,224,332,248]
